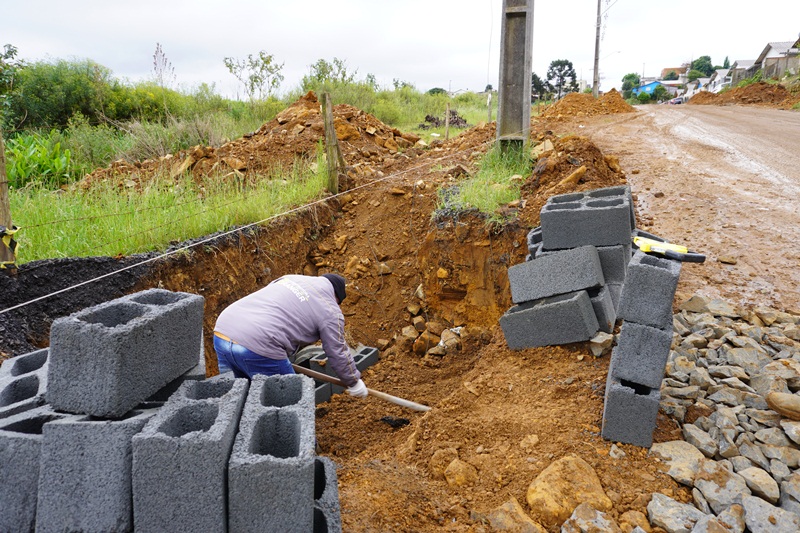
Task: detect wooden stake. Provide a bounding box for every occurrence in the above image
[445,102,450,141]
[320,92,345,194]
[0,127,14,266]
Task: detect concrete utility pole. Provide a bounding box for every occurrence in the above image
[592,0,601,98]
[496,0,534,151]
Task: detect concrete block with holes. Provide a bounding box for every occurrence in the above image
[228,374,316,533]
[610,321,673,389]
[508,246,605,304]
[48,288,204,417]
[0,406,80,533]
[540,187,634,250]
[36,407,159,533]
[132,376,248,532]
[602,361,661,448]
[144,338,207,404]
[500,291,600,349]
[314,457,343,533]
[540,244,631,284]
[526,225,542,255]
[617,251,682,331]
[0,348,49,419]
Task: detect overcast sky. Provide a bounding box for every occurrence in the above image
[4,1,799,99]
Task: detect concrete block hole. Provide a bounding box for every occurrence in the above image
[620,379,653,396]
[314,507,329,533]
[185,379,235,400]
[250,411,300,459]
[260,378,303,408]
[157,403,218,437]
[586,198,624,208]
[0,375,39,407]
[129,290,186,306]
[80,302,147,328]
[545,201,580,211]
[2,414,60,435]
[639,254,669,269]
[551,192,584,203]
[9,349,47,376]
[588,187,625,198]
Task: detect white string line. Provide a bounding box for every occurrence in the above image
[1,126,527,316]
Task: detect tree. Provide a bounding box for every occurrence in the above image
[687,69,705,82]
[723,56,730,69]
[0,44,23,124]
[301,57,356,91]
[621,73,640,100]
[636,92,650,104]
[546,59,578,98]
[652,84,669,102]
[691,56,715,77]
[427,87,447,96]
[663,70,679,81]
[484,84,493,92]
[531,72,547,100]
[223,51,284,100]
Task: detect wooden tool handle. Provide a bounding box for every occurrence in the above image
[291,364,431,412]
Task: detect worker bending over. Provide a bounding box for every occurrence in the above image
[213,273,367,398]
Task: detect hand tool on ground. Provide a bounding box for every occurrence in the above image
[633,236,706,263]
[291,364,431,412]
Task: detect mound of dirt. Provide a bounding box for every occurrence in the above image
[517,134,627,228]
[541,89,635,120]
[688,81,800,108]
[78,91,423,190]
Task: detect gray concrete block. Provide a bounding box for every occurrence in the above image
[0,348,49,420]
[527,241,542,260]
[36,407,158,533]
[540,244,630,284]
[617,251,682,330]
[314,457,342,533]
[601,366,661,448]
[500,291,600,349]
[607,283,624,312]
[526,226,542,255]
[354,346,380,371]
[0,406,78,533]
[146,337,208,403]
[508,246,605,304]
[540,187,634,250]
[48,289,205,417]
[588,286,617,334]
[310,351,344,394]
[588,185,636,229]
[228,374,316,533]
[132,375,248,532]
[610,322,673,389]
[315,382,332,404]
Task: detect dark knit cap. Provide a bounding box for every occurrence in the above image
[321,273,347,303]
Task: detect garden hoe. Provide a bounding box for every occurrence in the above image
[291,364,431,412]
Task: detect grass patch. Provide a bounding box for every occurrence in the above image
[437,145,532,223]
[10,148,328,264]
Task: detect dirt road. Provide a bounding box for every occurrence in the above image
[565,104,800,313]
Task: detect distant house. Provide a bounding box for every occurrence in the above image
[754,40,800,79]
[660,67,688,83]
[632,81,663,97]
[729,59,757,85]
[707,69,731,93]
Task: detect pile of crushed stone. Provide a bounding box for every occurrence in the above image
[541,89,635,120]
[78,92,422,190]
[689,81,800,109]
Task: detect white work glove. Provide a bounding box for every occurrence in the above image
[346,379,368,398]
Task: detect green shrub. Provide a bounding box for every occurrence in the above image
[5,130,73,189]
[637,92,651,104]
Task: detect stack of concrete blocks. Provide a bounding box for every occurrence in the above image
[228,373,316,533]
[47,288,205,417]
[601,251,682,448]
[501,185,636,348]
[0,348,48,419]
[132,376,249,531]
[36,407,159,532]
[296,345,380,404]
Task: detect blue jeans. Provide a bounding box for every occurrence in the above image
[214,335,294,379]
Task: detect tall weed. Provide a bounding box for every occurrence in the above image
[5,131,73,189]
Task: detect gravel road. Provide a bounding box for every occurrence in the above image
[569,105,800,313]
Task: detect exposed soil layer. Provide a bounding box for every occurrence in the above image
[2,92,797,530]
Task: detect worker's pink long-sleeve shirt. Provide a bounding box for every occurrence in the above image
[214,275,361,386]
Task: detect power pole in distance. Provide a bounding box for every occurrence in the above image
[592,0,601,98]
